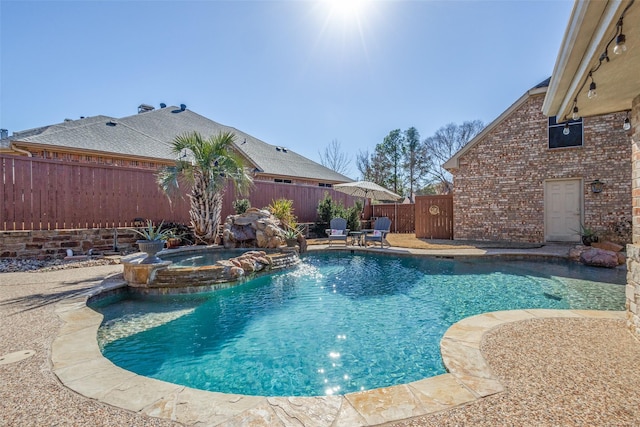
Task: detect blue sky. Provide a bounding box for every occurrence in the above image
[1,0,573,178]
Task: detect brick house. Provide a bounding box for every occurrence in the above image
[443,78,631,244]
[0,104,351,187]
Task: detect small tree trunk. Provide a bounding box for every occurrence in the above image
[189,175,225,245]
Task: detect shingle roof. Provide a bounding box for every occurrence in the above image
[10,106,352,183]
[532,77,551,89]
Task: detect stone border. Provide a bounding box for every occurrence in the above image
[51,272,625,426]
[122,247,300,293]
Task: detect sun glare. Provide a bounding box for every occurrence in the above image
[326,0,369,19]
[309,0,381,69]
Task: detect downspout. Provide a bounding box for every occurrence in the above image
[10,143,33,157]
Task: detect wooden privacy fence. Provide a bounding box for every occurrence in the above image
[229,181,357,225]
[372,204,415,233]
[415,195,453,239]
[0,155,192,230]
[371,195,453,238]
[0,155,358,231]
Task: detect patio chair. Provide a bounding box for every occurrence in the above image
[326,218,349,246]
[364,217,392,248]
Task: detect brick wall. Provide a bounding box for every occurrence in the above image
[627,93,640,339]
[451,93,631,243]
[0,228,140,259]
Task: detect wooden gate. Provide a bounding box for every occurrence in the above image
[415,195,453,239]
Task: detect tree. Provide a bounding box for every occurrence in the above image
[157,131,253,244]
[355,149,373,181]
[403,127,430,201]
[423,120,484,194]
[376,129,405,195]
[355,149,388,185]
[319,139,351,176]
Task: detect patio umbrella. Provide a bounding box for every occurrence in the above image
[333,181,403,202]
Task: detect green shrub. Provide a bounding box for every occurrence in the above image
[316,192,335,227]
[232,198,251,214]
[159,221,195,245]
[267,198,297,229]
[315,193,363,233]
[346,200,363,231]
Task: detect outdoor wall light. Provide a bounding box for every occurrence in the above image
[590,179,605,194]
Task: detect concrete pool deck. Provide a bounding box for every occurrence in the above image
[1,245,639,426]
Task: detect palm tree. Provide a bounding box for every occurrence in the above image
[157,131,252,244]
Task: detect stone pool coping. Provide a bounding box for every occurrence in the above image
[51,264,625,426]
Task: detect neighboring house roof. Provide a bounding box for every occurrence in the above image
[443,78,550,171]
[6,106,352,183]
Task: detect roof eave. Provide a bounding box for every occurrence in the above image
[542,0,630,119]
[11,141,175,164]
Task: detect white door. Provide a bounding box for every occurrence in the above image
[545,179,582,242]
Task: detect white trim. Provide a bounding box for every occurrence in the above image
[542,1,591,115]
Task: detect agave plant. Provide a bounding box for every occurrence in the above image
[131,220,174,241]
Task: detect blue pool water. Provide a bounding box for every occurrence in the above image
[93,252,626,397]
[163,248,253,268]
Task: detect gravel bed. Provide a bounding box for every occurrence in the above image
[0,257,122,273]
[0,265,178,426]
[394,318,640,427]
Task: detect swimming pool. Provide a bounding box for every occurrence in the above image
[93,252,626,397]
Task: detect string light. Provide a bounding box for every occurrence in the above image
[563,0,634,122]
[563,122,571,135]
[613,16,627,55]
[614,33,627,55]
[624,111,632,131]
[587,74,597,99]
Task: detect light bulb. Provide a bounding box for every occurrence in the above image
[563,123,570,135]
[587,81,597,99]
[623,117,631,131]
[613,34,627,55]
[572,106,580,120]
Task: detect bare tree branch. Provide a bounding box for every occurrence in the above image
[319,139,351,175]
[423,120,484,194]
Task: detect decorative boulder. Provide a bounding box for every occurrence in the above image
[592,241,624,252]
[568,246,588,262]
[579,248,619,268]
[223,209,285,248]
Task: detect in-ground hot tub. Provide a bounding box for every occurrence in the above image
[122,245,300,294]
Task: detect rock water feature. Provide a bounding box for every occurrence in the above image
[122,209,306,293]
[222,207,307,252]
[222,208,286,249]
